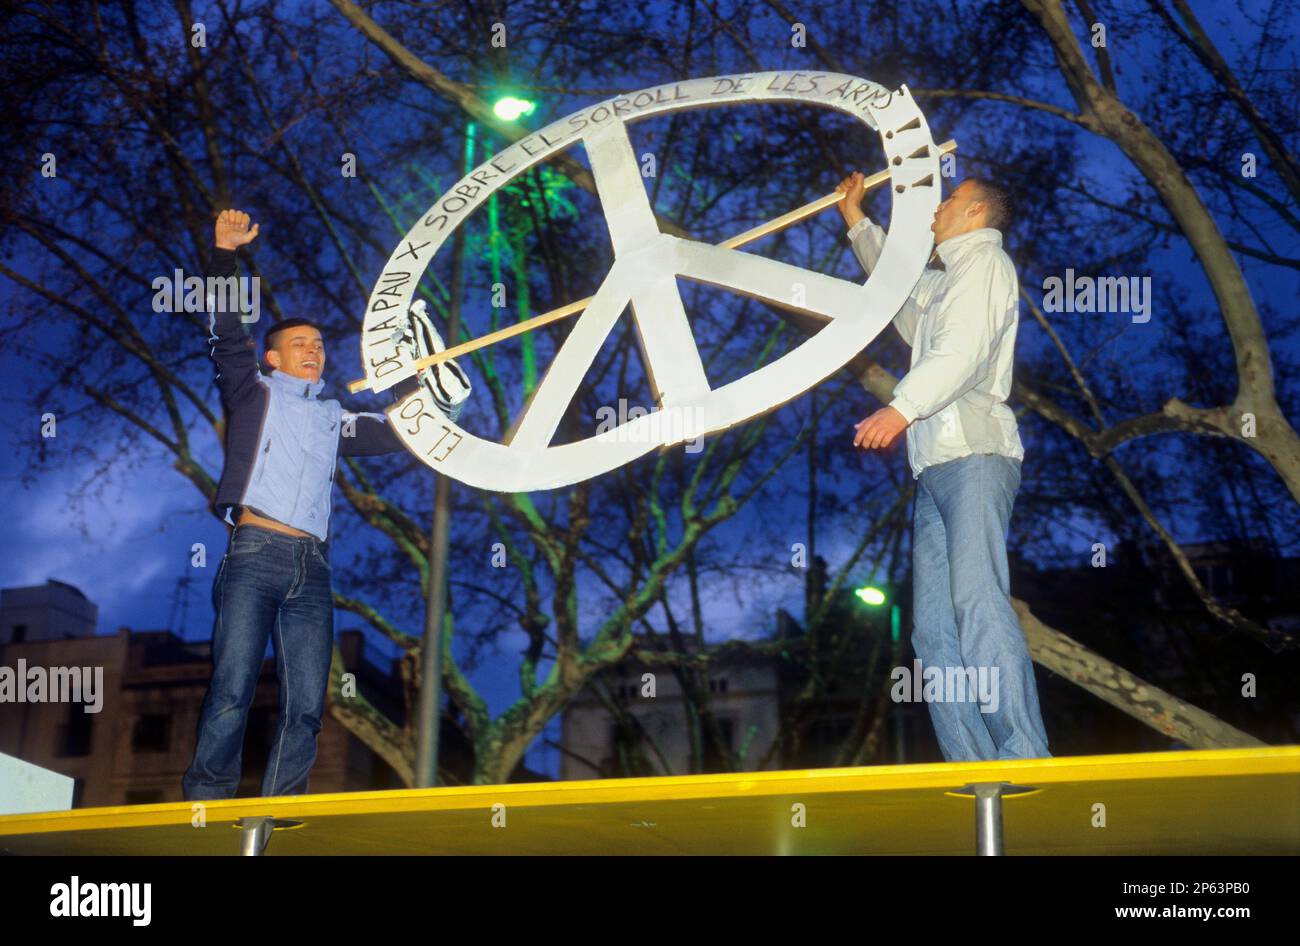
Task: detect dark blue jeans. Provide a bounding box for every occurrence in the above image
[182,524,334,800]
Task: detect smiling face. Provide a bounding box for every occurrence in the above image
[266,325,326,381]
[930,179,988,245]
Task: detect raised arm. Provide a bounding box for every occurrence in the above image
[207,210,263,408]
[837,172,941,348]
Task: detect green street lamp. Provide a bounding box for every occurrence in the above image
[855,585,886,606]
[855,584,900,644]
[493,96,536,121]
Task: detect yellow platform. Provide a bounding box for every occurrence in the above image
[1,747,1297,855]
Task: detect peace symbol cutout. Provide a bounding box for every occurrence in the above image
[357,72,942,492]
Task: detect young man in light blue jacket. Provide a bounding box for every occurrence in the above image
[840,175,1050,762]
[183,209,470,799]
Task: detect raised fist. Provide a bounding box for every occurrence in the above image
[215,209,259,250]
[835,172,869,228]
[836,171,866,203]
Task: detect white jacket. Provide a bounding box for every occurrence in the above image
[847,219,1024,479]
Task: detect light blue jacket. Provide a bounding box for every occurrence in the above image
[206,247,416,542]
[237,370,346,540]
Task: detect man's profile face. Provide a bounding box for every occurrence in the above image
[266,326,326,382]
[930,180,985,245]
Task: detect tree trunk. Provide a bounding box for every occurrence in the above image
[1021,0,1300,503]
[1012,597,1265,748]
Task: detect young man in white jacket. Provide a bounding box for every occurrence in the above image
[839,174,1050,761]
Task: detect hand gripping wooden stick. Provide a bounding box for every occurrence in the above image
[348,138,957,394]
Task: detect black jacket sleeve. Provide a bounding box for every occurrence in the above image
[205,248,263,408]
[338,375,422,456]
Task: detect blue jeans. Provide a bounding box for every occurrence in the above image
[182,524,335,800]
[911,453,1050,761]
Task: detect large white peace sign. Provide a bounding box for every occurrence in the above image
[358,72,942,492]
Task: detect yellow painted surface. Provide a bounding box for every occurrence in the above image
[1,747,1297,855]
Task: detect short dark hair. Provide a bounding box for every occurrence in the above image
[264,318,322,350]
[966,178,1013,231]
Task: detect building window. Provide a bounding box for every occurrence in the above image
[132,714,171,753]
[125,789,165,805]
[611,681,646,701]
[54,705,93,757]
[605,721,649,777]
[11,624,26,643]
[701,717,735,772]
[708,677,728,694]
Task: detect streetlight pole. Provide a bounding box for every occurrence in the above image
[855,584,907,764]
[414,120,476,789]
[414,97,534,787]
[890,601,904,763]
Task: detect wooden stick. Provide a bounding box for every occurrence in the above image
[349,138,957,393]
